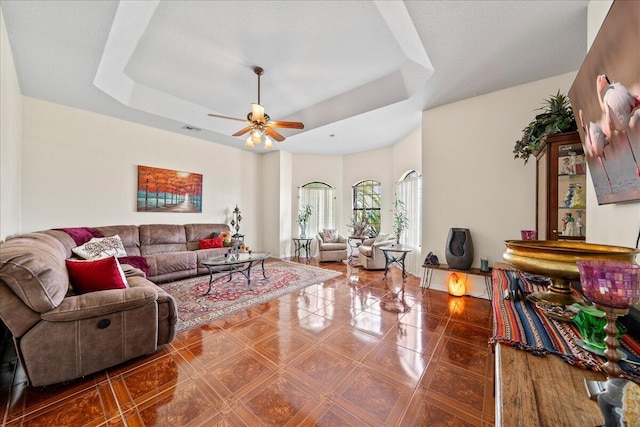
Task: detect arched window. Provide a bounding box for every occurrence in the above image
[396,170,422,249]
[298,182,335,236]
[352,180,381,234]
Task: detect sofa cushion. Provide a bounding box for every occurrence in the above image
[320,242,347,251]
[200,237,224,249]
[66,257,129,294]
[72,235,127,260]
[322,229,339,243]
[139,224,188,255]
[374,233,391,244]
[185,223,229,250]
[95,225,141,256]
[358,245,373,257]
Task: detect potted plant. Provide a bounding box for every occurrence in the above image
[513,91,577,164]
[347,215,371,237]
[392,199,409,243]
[296,204,312,238]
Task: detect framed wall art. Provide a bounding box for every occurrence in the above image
[568,1,640,204]
[137,165,203,213]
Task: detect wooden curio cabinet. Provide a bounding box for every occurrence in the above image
[536,131,587,241]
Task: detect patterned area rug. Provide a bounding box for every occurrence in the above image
[162,260,342,332]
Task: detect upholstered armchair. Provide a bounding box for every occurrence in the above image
[0,232,177,387]
[315,230,348,262]
[357,233,396,269]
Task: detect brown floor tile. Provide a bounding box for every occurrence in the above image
[331,365,413,426]
[1,258,496,426]
[287,346,355,394]
[237,372,321,426]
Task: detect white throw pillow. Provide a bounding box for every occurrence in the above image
[322,229,338,243]
[72,235,127,260]
[374,233,390,244]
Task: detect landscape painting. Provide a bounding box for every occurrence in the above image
[137,165,203,213]
[568,1,640,204]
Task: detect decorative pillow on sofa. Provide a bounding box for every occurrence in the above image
[322,229,339,243]
[374,233,391,244]
[72,235,127,260]
[200,236,224,249]
[66,256,129,294]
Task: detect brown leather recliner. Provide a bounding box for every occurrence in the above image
[0,232,177,387]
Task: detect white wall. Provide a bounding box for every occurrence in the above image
[343,146,395,234]
[260,150,292,258]
[0,9,22,241]
[422,72,577,297]
[20,97,262,247]
[585,0,640,248]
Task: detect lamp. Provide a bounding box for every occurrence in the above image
[577,260,640,378]
[447,272,466,296]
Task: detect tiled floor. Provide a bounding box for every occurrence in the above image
[0,258,495,426]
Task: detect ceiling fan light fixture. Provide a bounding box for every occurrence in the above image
[251,129,262,144]
[264,135,274,149]
[244,136,254,148]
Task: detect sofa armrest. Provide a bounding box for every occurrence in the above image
[41,287,158,322]
[373,239,395,248]
[362,237,376,246]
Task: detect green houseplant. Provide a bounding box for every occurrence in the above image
[392,199,409,243]
[296,204,313,238]
[513,91,577,164]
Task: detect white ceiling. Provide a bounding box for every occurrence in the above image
[1,0,589,155]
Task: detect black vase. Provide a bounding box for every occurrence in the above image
[445,228,474,270]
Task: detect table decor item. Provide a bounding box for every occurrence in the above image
[577,260,640,378]
[503,240,640,305]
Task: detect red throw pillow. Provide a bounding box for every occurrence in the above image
[66,256,129,294]
[200,236,223,249]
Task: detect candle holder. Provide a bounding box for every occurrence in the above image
[577,260,640,378]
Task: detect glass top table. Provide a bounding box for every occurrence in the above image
[380,246,412,281]
[200,251,271,295]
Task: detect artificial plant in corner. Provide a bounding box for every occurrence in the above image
[392,199,409,243]
[296,204,313,238]
[513,90,577,164]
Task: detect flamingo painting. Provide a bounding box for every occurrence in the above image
[579,109,612,192]
[596,74,640,177]
[568,0,640,204]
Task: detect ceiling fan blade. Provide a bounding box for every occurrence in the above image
[232,126,253,137]
[269,120,305,130]
[265,126,285,142]
[251,103,265,123]
[208,113,248,123]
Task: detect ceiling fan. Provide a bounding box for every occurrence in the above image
[208,66,304,149]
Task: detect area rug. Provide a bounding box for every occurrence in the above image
[163,260,342,332]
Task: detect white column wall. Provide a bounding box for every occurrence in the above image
[0,9,22,241]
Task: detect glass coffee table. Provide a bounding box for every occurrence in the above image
[200,251,271,295]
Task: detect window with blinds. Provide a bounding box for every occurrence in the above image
[298,182,335,237]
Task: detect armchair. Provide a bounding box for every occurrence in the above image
[0,232,177,386]
[357,233,396,269]
[315,231,348,262]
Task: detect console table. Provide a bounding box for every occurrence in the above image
[422,263,493,300]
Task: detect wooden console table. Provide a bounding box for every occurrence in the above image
[495,344,605,426]
[421,263,493,299]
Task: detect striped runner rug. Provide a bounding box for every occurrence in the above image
[490,268,640,380]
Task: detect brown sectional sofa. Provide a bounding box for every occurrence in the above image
[0,223,232,386]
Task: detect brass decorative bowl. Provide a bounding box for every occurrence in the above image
[503,240,640,305]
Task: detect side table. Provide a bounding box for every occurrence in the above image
[292,237,313,260]
[380,246,412,281]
